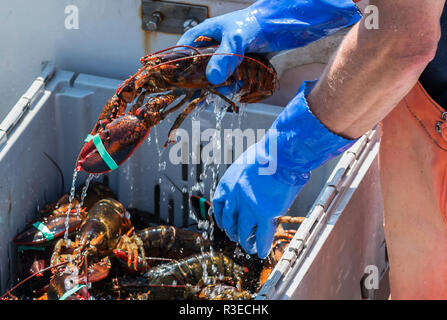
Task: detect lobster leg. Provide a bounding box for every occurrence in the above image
[165,90,208,147]
[116,234,146,270]
[113,225,209,272]
[159,91,194,119]
[208,87,239,113]
[277,216,305,224]
[91,94,128,135]
[137,90,184,118]
[129,90,148,115]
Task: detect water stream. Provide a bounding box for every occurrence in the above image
[193,92,247,285]
[74,173,97,216]
[63,168,78,240]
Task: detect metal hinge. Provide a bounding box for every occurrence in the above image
[256,128,378,299]
[0,61,55,147]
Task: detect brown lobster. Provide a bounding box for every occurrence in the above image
[13,182,116,246]
[47,198,136,299]
[12,182,116,286]
[50,199,135,270]
[76,42,277,174]
[47,200,213,299]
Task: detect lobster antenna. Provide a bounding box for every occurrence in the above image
[43,152,65,197]
[145,45,202,58]
[116,283,200,289]
[118,45,203,94]
[0,261,69,299]
[144,52,278,83]
[84,255,90,300]
[118,44,279,99]
[118,49,279,99]
[145,257,177,263]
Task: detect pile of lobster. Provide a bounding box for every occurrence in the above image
[4,181,303,300]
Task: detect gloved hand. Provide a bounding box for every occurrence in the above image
[212,81,357,259]
[177,0,361,85]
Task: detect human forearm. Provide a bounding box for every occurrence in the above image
[308,0,444,139]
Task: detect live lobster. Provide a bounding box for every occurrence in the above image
[47,199,215,299]
[111,252,248,300]
[5,194,263,300]
[76,39,277,174]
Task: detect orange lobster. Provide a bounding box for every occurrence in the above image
[76,41,277,174]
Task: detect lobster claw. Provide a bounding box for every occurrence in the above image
[47,257,111,300]
[47,273,90,300]
[13,214,83,246]
[76,115,151,174]
[85,257,112,283]
[113,249,145,272]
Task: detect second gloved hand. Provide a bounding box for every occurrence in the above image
[212,81,357,259]
[177,0,361,85]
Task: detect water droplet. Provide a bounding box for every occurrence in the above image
[158,161,166,171]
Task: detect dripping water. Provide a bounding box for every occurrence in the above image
[192,91,244,285]
[63,168,78,240]
[74,173,97,216]
[152,126,166,172]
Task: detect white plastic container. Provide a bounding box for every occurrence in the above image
[0,64,388,299]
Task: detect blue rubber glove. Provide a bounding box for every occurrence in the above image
[177,0,361,85]
[212,81,357,259]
